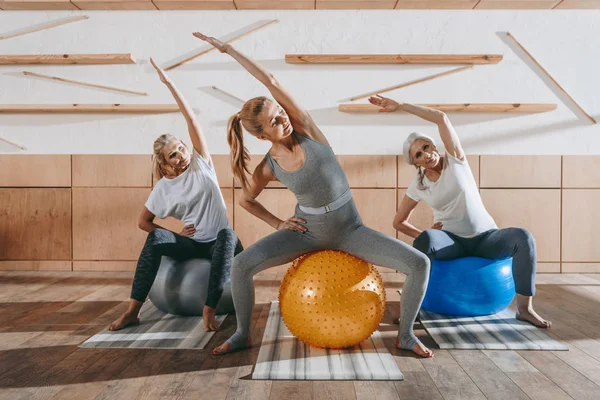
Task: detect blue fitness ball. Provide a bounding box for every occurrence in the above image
[421,257,515,317]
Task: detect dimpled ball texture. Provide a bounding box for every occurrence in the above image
[278,250,386,349]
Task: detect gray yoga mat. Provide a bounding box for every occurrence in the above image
[80,301,226,349]
[252,301,404,380]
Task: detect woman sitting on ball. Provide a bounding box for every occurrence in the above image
[108,58,243,333]
[369,95,550,328]
[194,32,433,358]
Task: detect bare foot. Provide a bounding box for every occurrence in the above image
[516,309,552,328]
[108,312,139,331]
[395,338,434,358]
[211,339,251,356]
[203,305,220,332]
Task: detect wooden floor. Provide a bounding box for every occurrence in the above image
[1,269,600,400]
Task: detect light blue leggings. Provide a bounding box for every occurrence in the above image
[226,200,431,351]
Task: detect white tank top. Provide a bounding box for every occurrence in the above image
[406,154,497,238]
[145,150,230,243]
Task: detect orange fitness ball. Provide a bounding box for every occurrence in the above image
[278,250,386,349]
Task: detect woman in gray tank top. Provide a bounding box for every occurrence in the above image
[195,33,433,358]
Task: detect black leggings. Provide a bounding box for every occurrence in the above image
[131,227,243,308]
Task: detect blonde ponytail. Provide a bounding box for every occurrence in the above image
[227,114,252,189]
[226,96,272,190]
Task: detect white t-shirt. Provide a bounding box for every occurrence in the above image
[406,154,497,238]
[145,150,230,243]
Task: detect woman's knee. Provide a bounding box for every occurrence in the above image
[217,228,236,242]
[508,227,536,249]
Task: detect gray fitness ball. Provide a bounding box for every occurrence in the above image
[148,257,235,316]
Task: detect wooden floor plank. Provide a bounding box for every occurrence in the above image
[449,350,530,400]
[420,350,486,400]
[517,350,600,400]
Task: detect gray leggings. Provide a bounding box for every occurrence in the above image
[227,200,430,350]
[413,227,537,296]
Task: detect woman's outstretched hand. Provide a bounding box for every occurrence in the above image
[149,57,170,84]
[192,32,228,53]
[368,95,402,113]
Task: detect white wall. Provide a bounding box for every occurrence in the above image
[0,10,599,155]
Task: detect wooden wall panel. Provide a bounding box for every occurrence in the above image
[562,189,600,262]
[352,189,396,237]
[0,155,71,187]
[317,0,396,9]
[475,0,560,8]
[71,0,157,9]
[0,188,71,260]
[72,188,150,260]
[73,261,137,272]
[398,155,479,188]
[72,155,151,187]
[0,0,78,9]
[0,261,71,271]
[481,189,561,262]
[562,263,600,273]
[395,0,478,8]
[234,188,297,248]
[562,156,600,188]
[153,0,235,9]
[337,155,396,188]
[396,189,434,246]
[555,0,600,9]
[537,263,560,273]
[480,155,561,188]
[234,0,315,8]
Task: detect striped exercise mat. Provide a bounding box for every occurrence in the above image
[252,301,404,380]
[80,301,226,350]
[419,308,568,351]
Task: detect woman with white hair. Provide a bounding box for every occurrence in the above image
[368,95,550,328]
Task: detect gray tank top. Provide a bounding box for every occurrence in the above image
[264,131,350,208]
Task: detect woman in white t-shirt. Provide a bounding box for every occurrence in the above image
[369,95,550,328]
[108,58,243,332]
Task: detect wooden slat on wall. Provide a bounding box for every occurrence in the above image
[0,155,71,187]
[562,189,600,263]
[233,188,297,247]
[234,0,315,9]
[73,261,136,272]
[398,155,479,188]
[555,0,600,9]
[337,155,396,188]
[71,0,157,9]
[0,188,71,260]
[153,0,236,8]
[72,188,150,261]
[317,0,396,9]
[72,155,152,187]
[396,189,434,246]
[481,189,561,262]
[0,261,72,271]
[562,156,600,188]
[0,0,78,10]
[480,155,561,188]
[395,0,479,8]
[475,0,561,8]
